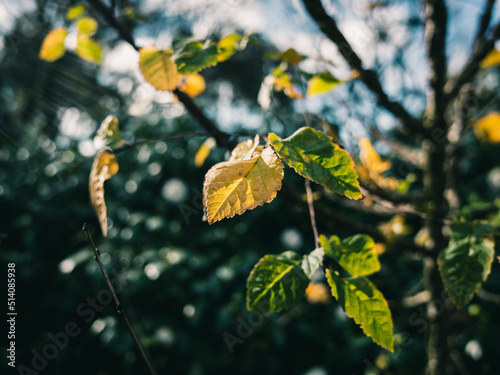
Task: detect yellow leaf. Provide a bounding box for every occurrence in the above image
[305,282,331,304]
[178,73,206,97]
[89,151,119,237]
[194,137,216,167]
[39,28,67,62]
[203,146,284,224]
[229,135,261,161]
[480,49,500,69]
[357,138,399,190]
[474,112,500,143]
[76,33,102,64]
[273,76,303,99]
[76,16,98,36]
[66,5,85,21]
[139,46,180,91]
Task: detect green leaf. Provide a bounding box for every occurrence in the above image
[306,72,342,97]
[247,251,309,313]
[301,248,324,279]
[326,269,394,352]
[174,41,218,74]
[39,28,67,62]
[94,115,123,150]
[320,234,380,276]
[66,5,85,21]
[438,223,495,309]
[269,127,362,199]
[75,33,102,64]
[278,48,305,66]
[217,34,244,62]
[76,16,98,36]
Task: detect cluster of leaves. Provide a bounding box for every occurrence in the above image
[246,233,394,352]
[39,5,102,64]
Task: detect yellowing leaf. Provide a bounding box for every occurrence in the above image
[89,151,119,237]
[305,282,331,304]
[178,73,206,97]
[203,146,284,224]
[66,5,85,21]
[94,115,123,150]
[306,72,342,97]
[217,34,244,62]
[273,73,303,99]
[39,28,67,62]
[229,135,261,161]
[480,49,500,69]
[194,137,216,167]
[357,138,399,190]
[76,16,98,36]
[474,112,500,143]
[76,33,102,64]
[139,46,180,91]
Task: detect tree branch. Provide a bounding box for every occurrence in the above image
[474,0,496,45]
[301,0,424,135]
[444,21,500,100]
[87,0,232,148]
[82,223,157,375]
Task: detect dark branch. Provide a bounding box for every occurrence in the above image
[474,0,496,45]
[444,21,500,100]
[301,0,424,135]
[87,0,232,148]
[83,224,157,375]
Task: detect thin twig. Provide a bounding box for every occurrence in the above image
[477,288,500,306]
[304,179,320,248]
[82,223,157,375]
[113,131,212,155]
[301,0,424,135]
[474,0,496,46]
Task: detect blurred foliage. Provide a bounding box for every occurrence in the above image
[1,1,500,375]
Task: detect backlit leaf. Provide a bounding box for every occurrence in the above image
[320,234,380,277]
[480,48,500,69]
[39,28,67,62]
[301,248,324,279]
[247,251,309,313]
[174,41,218,74]
[269,127,362,199]
[326,269,394,352]
[203,146,284,224]
[139,46,180,91]
[76,33,102,64]
[474,112,500,143]
[229,135,261,162]
[272,69,303,99]
[76,16,98,36]
[66,5,85,21]
[306,72,342,97]
[89,151,119,237]
[357,138,399,190]
[217,34,244,62]
[194,137,216,167]
[93,115,123,150]
[178,73,206,97]
[438,223,495,309]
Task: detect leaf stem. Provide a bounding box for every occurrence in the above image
[82,223,158,375]
[305,178,320,248]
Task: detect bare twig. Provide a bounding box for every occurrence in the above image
[444,21,500,100]
[301,0,424,135]
[477,288,500,306]
[474,0,496,46]
[113,131,212,155]
[82,223,157,375]
[304,179,320,248]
